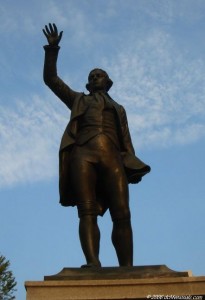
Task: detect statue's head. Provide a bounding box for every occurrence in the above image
[86,68,113,93]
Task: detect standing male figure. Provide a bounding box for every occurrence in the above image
[43,23,150,268]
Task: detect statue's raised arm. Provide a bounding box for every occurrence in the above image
[43,23,79,110]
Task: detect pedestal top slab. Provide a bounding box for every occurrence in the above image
[44,265,190,281]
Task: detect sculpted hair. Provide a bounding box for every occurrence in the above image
[86,68,113,92]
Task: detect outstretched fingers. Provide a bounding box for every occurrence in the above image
[42,28,48,38]
[49,23,54,34]
[53,23,58,34]
[42,24,51,37]
[43,23,55,37]
[42,23,63,45]
[58,30,63,41]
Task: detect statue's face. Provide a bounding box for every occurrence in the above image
[88,69,108,92]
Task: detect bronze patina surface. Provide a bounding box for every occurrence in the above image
[43,23,150,268]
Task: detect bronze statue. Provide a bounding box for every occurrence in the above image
[43,23,150,268]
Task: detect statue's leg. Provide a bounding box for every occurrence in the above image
[101,151,133,266]
[69,153,101,267]
[111,218,133,266]
[79,215,101,267]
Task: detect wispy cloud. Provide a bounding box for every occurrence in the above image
[137,0,205,24]
[102,29,205,149]
[1,1,205,189]
[0,94,68,188]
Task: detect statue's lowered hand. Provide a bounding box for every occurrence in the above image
[42,23,63,46]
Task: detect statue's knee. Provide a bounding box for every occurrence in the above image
[111,209,131,222]
[77,200,100,218]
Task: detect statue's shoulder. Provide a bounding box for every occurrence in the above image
[75,92,85,100]
[72,92,86,105]
[107,94,122,107]
[111,99,125,113]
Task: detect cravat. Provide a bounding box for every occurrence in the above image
[93,92,105,110]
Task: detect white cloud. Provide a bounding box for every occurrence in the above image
[1,1,205,189]
[1,31,205,189]
[102,30,205,149]
[0,94,68,188]
[0,1,90,39]
[137,0,205,24]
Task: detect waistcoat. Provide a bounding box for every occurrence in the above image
[75,92,120,148]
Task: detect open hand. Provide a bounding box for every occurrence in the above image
[42,23,63,46]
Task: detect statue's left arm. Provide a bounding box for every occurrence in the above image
[120,105,151,183]
[120,106,135,154]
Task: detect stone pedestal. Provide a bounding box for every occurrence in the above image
[25,265,205,300]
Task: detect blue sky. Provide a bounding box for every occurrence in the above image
[0,0,205,298]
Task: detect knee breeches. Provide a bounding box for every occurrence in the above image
[69,135,130,220]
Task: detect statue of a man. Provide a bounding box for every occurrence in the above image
[43,23,150,268]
